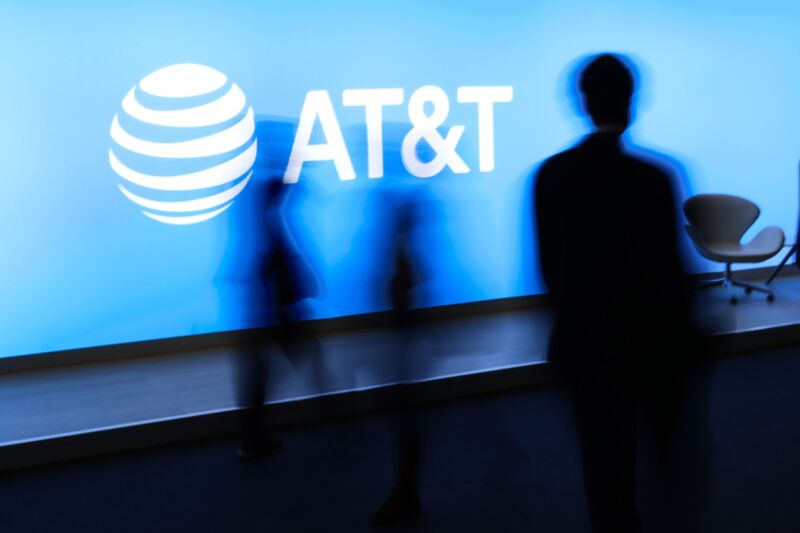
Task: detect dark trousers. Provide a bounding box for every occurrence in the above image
[234,321,323,444]
[563,359,711,533]
[235,337,269,444]
[389,319,421,486]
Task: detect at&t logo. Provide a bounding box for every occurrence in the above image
[109,64,256,225]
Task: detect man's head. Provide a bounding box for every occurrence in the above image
[578,54,635,131]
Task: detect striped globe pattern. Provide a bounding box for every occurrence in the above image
[109,64,256,225]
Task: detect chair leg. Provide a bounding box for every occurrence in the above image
[726,262,775,302]
[695,264,775,303]
[731,278,776,301]
[723,278,738,304]
[723,264,737,304]
[693,278,725,291]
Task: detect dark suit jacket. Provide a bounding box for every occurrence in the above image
[535,132,694,381]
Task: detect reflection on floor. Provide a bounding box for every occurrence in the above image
[2,273,800,451]
[0,311,550,446]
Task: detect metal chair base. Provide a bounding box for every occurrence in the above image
[695,264,775,304]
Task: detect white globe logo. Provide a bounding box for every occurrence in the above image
[109,64,256,224]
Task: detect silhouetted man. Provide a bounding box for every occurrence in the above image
[535,54,708,532]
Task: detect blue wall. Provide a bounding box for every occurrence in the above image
[1,0,799,357]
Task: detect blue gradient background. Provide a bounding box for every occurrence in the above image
[1,0,798,357]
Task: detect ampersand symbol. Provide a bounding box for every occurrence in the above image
[401,86,470,178]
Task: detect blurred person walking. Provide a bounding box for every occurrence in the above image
[233,176,319,459]
[371,197,427,526]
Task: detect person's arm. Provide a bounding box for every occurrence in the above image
[534,163,560,294]
[650,169,692,309]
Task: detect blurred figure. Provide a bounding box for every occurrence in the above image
[220,118,321,460]
[234,177,319,459]
[371,196,427,526]
[534,54,710,532]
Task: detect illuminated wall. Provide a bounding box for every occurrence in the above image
[1,0,798,357]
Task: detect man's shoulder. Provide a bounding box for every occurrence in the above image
[623,151,672,175]
[537,145,583,174]
[534,146,583,192]
[621,150,679,193]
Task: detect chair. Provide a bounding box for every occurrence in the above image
[683,194,785,304]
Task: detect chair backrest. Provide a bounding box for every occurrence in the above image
[683,194,760,245]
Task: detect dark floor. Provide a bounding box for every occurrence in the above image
[2,342,800,533]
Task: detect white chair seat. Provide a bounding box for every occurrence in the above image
[699,226,785,263]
